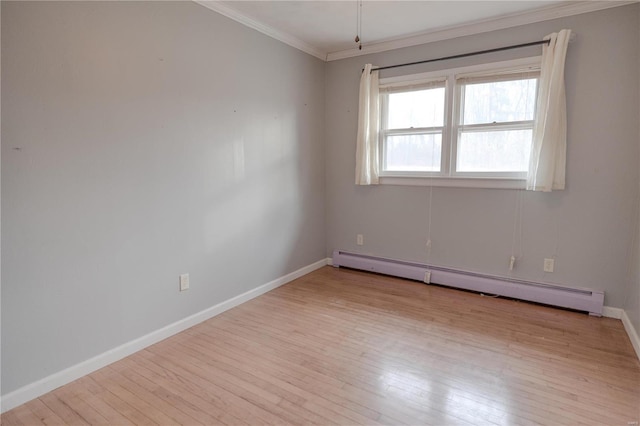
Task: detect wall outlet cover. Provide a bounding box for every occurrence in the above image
[543,258,555,273]
[180,273,190,291]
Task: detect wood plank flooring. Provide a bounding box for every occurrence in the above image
[3,266,639,425]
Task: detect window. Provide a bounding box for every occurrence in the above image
[379,57,540,186]
[382,81,445,172]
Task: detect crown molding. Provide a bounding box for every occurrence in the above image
[326,1,637,61]
[193,0,637,63]
[193,0,327,61]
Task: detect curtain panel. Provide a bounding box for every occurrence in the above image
[355,64,380,185]
[527,29,572,192]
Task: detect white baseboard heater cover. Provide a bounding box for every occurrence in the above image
[332,250,604,316]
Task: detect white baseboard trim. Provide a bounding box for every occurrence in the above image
[0,258,330,413]
[602,306,624,319]
[601,306,639,361]
[621,309,640,361]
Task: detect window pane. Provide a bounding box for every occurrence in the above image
[387,88,445,129]
[385,134,442,172]
[457,130,531,172]
[462,78,537,125]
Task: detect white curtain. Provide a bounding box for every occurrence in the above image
[527,29,572,192]
[355,64,380,185]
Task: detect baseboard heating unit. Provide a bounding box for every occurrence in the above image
[332,250,604,316]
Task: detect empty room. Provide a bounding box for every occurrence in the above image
[2,0,639,424]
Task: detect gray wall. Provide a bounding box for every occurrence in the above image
[326,5,640,308]
[2,0,639,399]
[628,182,640,337]
[625,5,640,338]
[1,1,326,394]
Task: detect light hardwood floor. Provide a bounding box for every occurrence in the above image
[3,266,639,425]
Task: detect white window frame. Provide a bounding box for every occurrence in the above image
[378,56,541,189]
[379,78,447,175]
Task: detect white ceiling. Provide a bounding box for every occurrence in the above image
[197,1,635,60]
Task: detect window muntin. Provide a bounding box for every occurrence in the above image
[378,58,540,182]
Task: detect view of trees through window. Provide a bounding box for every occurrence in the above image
[458,130,532,172]
[385,134,442,171]
[458,78,537,172]
[461,78,537,124]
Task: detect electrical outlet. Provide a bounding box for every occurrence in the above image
[180,273,190,291]
[543,258,555,273]
[357,234,364,246]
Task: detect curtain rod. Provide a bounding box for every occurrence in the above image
[368,39,551,73]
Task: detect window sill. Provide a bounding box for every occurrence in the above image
[379,176,526,189]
